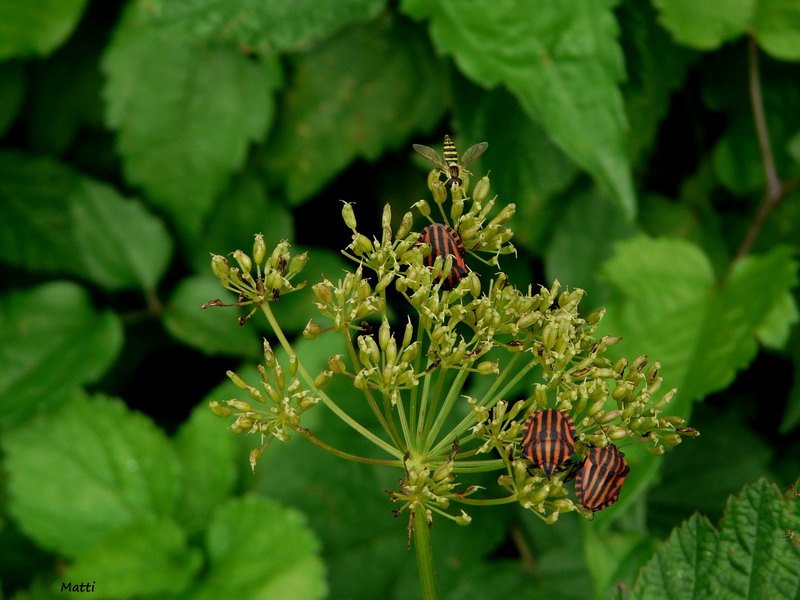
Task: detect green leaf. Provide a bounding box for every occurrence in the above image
[544,188,639,309]
[753,0,800,61]
[0,0,88,59]
[618,513,719,600]
[2,393,181,557]
[651,0,753,51]
[162,275,262,359]
[584,528,660,598]
[598,238,798,414]
[756,289,799,349]
[625,479,800,599]
[454,83,579,252]
[0,283,123,424]
[64,519,202,598]
[190,495,326,600]
[265,16,447,205]
[102,13,280,240]
[71,178,173,291]
[402,0,636,217]
[0,151,173,292]
[0,60,25,136]
[25,28,104,154]
[140,0,387,51]
[173,402,239,535]
[618,0,697,166]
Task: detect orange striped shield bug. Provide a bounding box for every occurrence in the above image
[521,409,577,477]
[417,223,469,290]
[575,444,630,512]
[413,135,488,188]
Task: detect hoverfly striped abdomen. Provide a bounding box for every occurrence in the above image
[575,445,630,511]
[442,134,461,185]
[521,409,576,477]
[413,135,488,189]
[417,223,468,290]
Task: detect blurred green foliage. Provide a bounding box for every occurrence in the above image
[1,0,799,598]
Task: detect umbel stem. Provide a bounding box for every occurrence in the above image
[413,507,438,600]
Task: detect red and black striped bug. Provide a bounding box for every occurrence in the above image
[575,444,630,512]
[521,409,576,477]
[417,223,469,290]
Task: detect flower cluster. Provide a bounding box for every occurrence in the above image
[206,137,696,527]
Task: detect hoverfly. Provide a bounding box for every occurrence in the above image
[413,135,488,188]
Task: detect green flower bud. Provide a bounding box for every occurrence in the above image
[599,409,621,424]
[432,180,447,205]
[631,355,648,373]
[612,357,628,376]
[209,400,233,418]
[476,361,499,375]
[303,320,322,339]
[230,418,252,434]
[375,272,395,293]
[263,340,276,367]
[402,318,414,348]
[454,511,472,526]
[227,399,252,412]
[233,249,252,274]
[489,203,515,228]
[414,199,431,217]
[451,196,464,223]
[211,254,230,279]
[253,233,266,266]
[227,370,249,390]
[341,201,357,230]
[312,282,332,305]
[314,370,333,390]
[397,211,414,239]
[663,433,682,446]
[264,383,281,403]
[238,384,260,404]
[352,233,373,255]
[249,448,262,471]
[473,176,490,204]
[587,308,605,325]
[328,354,346,374]
[379,318,391,350]
[382,203,392,230]
[353,370,369,390]
[288,354,298,378]
[288,252,308,277]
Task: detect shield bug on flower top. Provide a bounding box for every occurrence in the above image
[417,223,469,290]
[521,409,576,477]
[413,135,488,189]
[575,444,630,511]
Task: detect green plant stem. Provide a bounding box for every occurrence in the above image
[413,507,438,600]
[260,302,402,458]
[425,368,470,450]
[295,427,401,466]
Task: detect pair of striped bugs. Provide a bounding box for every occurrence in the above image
[522,408,630,512]
[413,135,488,290]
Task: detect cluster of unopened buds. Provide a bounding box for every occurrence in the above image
[205,135,696,527]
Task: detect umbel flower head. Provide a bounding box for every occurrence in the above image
[205,135,696,529]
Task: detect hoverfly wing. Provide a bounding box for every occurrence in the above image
[459,142,488,169]
[413,144,449,172]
